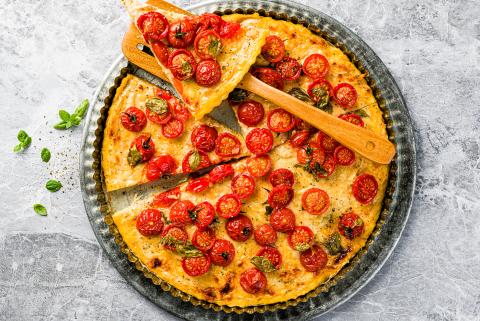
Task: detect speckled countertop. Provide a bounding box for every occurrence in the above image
[1,0,479,320]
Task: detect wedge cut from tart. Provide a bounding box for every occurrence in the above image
[121,0,268,120]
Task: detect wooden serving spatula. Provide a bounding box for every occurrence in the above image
[121,0,396,164]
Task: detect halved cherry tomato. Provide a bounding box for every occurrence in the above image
[151,41,170,66]
[196,13,222,34]
[219,21,241,38]
[195,59,222,87]
[151,187,180,208]
[334,145,355,166]
[209,239,235,266]
[192,227,216,252]
[270,208,295,233]
[300,245,328,272]
[155,88,173,100]
[162,117,184,138]
[301,188,330,215]
[316,154,336,178]
[333,83,358,109]
[215,133,241,157]
[246,128,273,155]
[136,209,164,236]
[194,30,222,59]
[256,246,282,269]
[307,78,333,104]
[191,125,218,152]
[269,168,294,187]
[302,53,329,78]
[121,107,147,132]
[252,67,284,90]
[288,226,314,252]
[338,113,364,127]
[276,57,302,81]
[268,184,294,209]
[145,155,177,181]
[352,174,378,204]
[209,164,234,184]
[169,200,195,226]
[254,224,277,246]
[186,176,210,193]
[216,194,242,219]
[160,225,188,251]
[172,102,191,122]
[240,268,267,294]
[168,49,196,80]
[261,35,285,63]
[226,214,253,242]
[231,173,256,199]
[128,135,155,167]
[246,154,271,177]
[289,130,310,147]
[182,254,211,276]
[191,201,215,229]
[317,132,339,153]
[237,100,265,126]
[145,97,172,125]
[182,150,211,173]
[167,19,196,48]
[137,12,169,42]
[338,212,364,240]
[267,108,295,133]
[296,145,325,166]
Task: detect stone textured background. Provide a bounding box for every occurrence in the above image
[1,0,479,320]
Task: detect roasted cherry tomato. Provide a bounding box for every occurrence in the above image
[182,254,211,276]
[252,67,284,90]
[169,200,195,226]
[256,246,282,269]
[301,188,330,215]
[270,208,295,233]
[216,194,242,219]
[267,108,295,133]
[196,13,222,34]
[300,245,328,272]
[215,133,241,157]
[186,176,210,193]
[155,88,173,100]
[338,113,364,127]
[160,225,188,251]
[137,12,169,42]
[151,41,170,66]
[171,102,191,122]
[302,53,329,78]
[226,214,253,242]
[246,154,272,177]
[195,59,222,87]
[191,125,218,152]
[145,155,177,181]
[240,268,267,294]
[145,97,172,125]
[261,35,285,63]
[269,168,294,187]
[334,145,356,166]
[307,78,333,106]
[254,224,277,246]
[268,184,294,209]
[168,49,197,80]
[231,173,256,199]
[128,135,155,167]
[136,209,164,236]
[194,30,222,59]
[151,187,180,208]
[333,83,358,109]
[209,239,235,266]
[192,227,216,252]
[289,130,311,147]
[191,201,216,229]
[182,150,211,173]
[167,19,196,48]
[338,212,364,240]
[162,117,184,138]
[296,145,325,167]
[246,128,274,155]
[317,132,339,153]
[237,100,265,126]
[316,154,336,178]
[288,226,315,252]
[276,56,302,81]
[219,21,241,38]
[209,164,234,184]
[121,107,147,132]
[352,174,378,204]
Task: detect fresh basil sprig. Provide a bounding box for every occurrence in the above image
[13,130,32,153]
[45,179,62,192]
[33,204,48,216]
[41,148,51,162]
[54,99,89,130]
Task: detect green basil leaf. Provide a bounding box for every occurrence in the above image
[146,97,168,115]
[127,145,143,167]
[59,110,71,122]
[14,130,31,152]
[33,204,48,216]
[287,87,311,102]
[41,148,51,162]
[350,109,369,118]
[188,150,201,171]
[73,99,89,119]
[54,121,67,130]
[13,143,23,153]
[324,232,343,255]
[65,121,73,129]
[208,38,222,57]
[295,243,311,252]
[315,100,332,114]
[22,136,32,148]
[71,115,81,126]
[251,256,276,273]
[45,179,62,192]
[176,243,203,258]
[17,130,28,142]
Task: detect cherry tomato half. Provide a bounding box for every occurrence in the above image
[270,208,296,233]
[268,184,294,209]
[167,19,196,48]
[338,113,364,127]
[169,200,195,226]
[215,133,241,157]
[121,107,147,132]
[267,108,295,133]
[216,194,242,219]
[301,188,330,215]
[300,245,328,272]
[160,225,188,251]
[145,155,177,181]
[237,100,265,127]
[145,97,172,125]
[209,164,234,184]
[136,209,164,236]
[317,132,339,153]
[137,12,169,42]
[191,201,216,229]
[194,30,222,59]
[254,224,277,246]
[186,176,210,193]
[352,174,378,204]
[246,128,273,155]
[261,35,285,63]
[252,67,284,90]
[182,254,211,276]
[191,125,218,152]
[333,83,358,109]
[246,154,272,177]
[289,130,311,147]
[256,246,282,270]
[195,59,222,87]
[182,150,211,173]
[162,117,184,138]
[334,145,356,166]
[338,212,364,240]
[128,135,155,166]
[240,268,267,294]
[151,187,180,208]
[231,173,256,199]
[288,226,315,252]
[302,53,329,79]
[209,239,235,266]
[168,49,197,80]
[151,41,170,66]
[219,21,241,38]
[226,214,253,242]
[269,168,294,187]
[192,227,216,252]
[196,13,222,34]
[276,56,302,81]
[307,78,333,104]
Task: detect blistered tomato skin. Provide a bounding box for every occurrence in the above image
[261,35,285,63]
[167,19,196,48]
[145,155,177,181]
[254,224,277,246]
[151,187,180,208]
[288,226,315,252]
[231,173,256,199]
[191,125,218,152]
[168,49,197,81]
[130,135,155,164]
[162,118,184,139]
[209,239,235,266]
[209,164,234,184]
[216,194,242,218]
[338,114,364,127]
[333,83,358,109]
[169,200,195,226]
[256,246,282,269]
[137,12,169,42]
[352,174,378,204]
[237,100,265,127]
[191,201,216,229]
[267,108,295,133]
[270,208,296,233]
[302,53,329,79]
[301,188,330,215]
[226,215,253,242]
[136,209,164,236]
[300,245,328,272]
[121,107,147,132]
[192,227,216,252]
[246,154,271,177]
[276,57,302,81]
[215,133,241,157]
[186,177,210,193]
[182,254,211,276]
[160,225,188,251]
[252,67,284,90]
[338,212,364,240]
[240,268,267,294]
[246,128,274,155]
[269,168,295,187]
[195,59,222,87]
[268,184,294,209]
